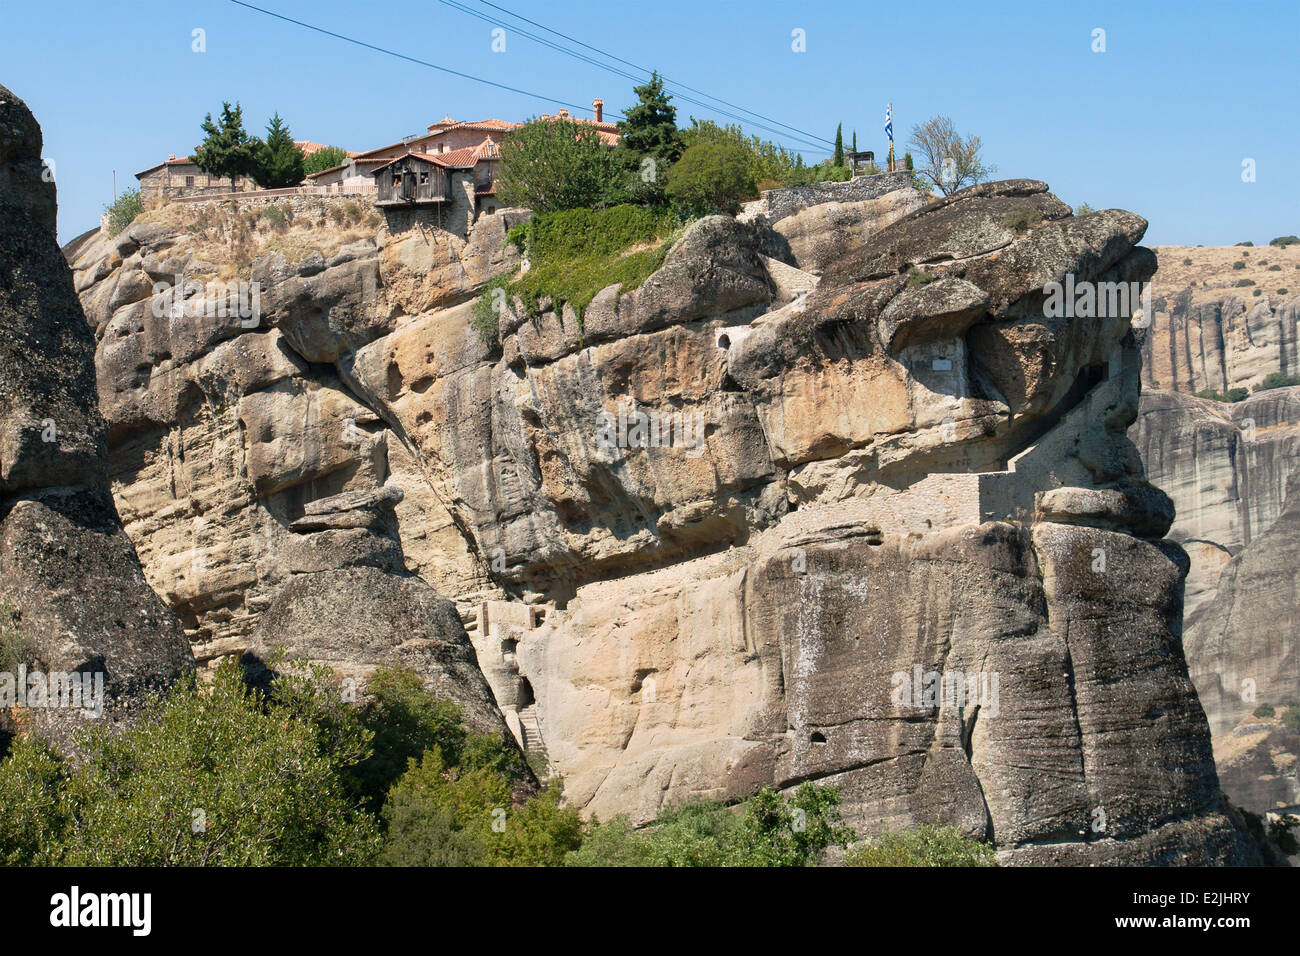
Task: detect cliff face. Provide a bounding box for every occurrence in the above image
[1141,245,1300,395]
[0,85,193,748]
[1128,247,1300,814]
[66,170,1257,862]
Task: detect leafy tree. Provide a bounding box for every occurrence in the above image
[907,115,994,196]
[844,824,998,867]
[253,112,306,188]
[496,117,619,212]
[102,188,144,237]
[191,101,261,190]
[665,141,756,215]
[380,746,581,866]
[0,659,381,865]
[681,118,805,186]
[833,123,844,166]
[303,145,351,176]
[567,783,851,867]
[615,70,683,198]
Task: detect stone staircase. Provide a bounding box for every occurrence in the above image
[516,704,549,772]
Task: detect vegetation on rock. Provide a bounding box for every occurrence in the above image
[102,187,143,237]
[844,825,998,867]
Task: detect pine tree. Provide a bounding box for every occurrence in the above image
[615,71,683,199]
[191,102,260,190]
[255,113,306,189]
[851,130,857,153]
[833,123,844,167]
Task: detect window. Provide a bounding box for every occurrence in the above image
[185,176,194,187]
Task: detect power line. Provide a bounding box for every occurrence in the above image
[437,0,830,152]
[467,0,837,149]
[227,0,597,115]
[226,0,833,157]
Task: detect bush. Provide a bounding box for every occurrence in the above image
[0,659,381,865]
[1002,207,1037,235]
[103,188,144,237]
[844,824,998,867]
[1233,260,1247,270]
[1183,258,1193,265]
[303,145,351,177]
[1269,235,1299,247]
[260,204,289,231]
[1279,289,1289,296]
[567,782,852,867]
[1237,279,1255,286]
[1268,264,1283,271]
[906,266,936,287]
[497,118,620,213]
[1195,387,1250,403]
[379,744,580,866]
[1254,702,1276,718]
[1254,289,1262,296]
[1283,706,1300,736]
[1255,372,1300,392]
[469,276,509,351]
[1236,241,1254,247]
[665,141,756,215]
[503,204,682,322]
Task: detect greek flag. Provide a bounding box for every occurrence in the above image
[884,104,893,143]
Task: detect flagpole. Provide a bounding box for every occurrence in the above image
[887,102,895,172]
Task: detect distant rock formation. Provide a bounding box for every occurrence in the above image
[0,84,193,749]
[66,170,1259,862]
[1131,246,1300,814]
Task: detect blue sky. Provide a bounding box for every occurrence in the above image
[4,0,1296,245]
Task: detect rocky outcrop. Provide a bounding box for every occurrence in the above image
[0,84,193,749]
[1141,244,1300,394]
[68,169,1254,862]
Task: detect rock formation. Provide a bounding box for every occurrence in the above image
[0,84,193,749]
[1130,246,1300,814]
[65,159,1260,862]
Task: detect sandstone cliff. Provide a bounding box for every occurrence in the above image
[65,162,1259,861]
[1129,247,1300,814]
[0,84,193,749]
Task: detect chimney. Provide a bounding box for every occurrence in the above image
[558,108,569,118]
[168,154,176,160]
[593,98,604,123]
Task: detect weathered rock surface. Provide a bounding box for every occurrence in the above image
[0,84,192,749]
[69,171,1255,862]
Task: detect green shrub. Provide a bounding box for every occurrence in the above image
[1236,279,1255,286]
[470,276,509,352]
[1283,706,1300,736]
[1279,289,1289,296]
[844,824,998,867]
[1268,264,1282,271]
[906,266,936,287]
[0,659,381,865]
[1002,207,1036,235]
[1269,235,1299,247]
[0,601,38,672]
[1236,241,1254,247]
[1195,387,1250,403]
[1182,257,1193,265]
[103,188,144,237]
[1254,289,1262,296]
[1256,372,1300,392]
[260,204,289,230]
[504,204,683,322]
[568,782,851,867]
[1254,702,1276,718]
[497,118,620,213]
[1233,260,1247,270]
[303,145,351,177]
[665,141,757,215]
